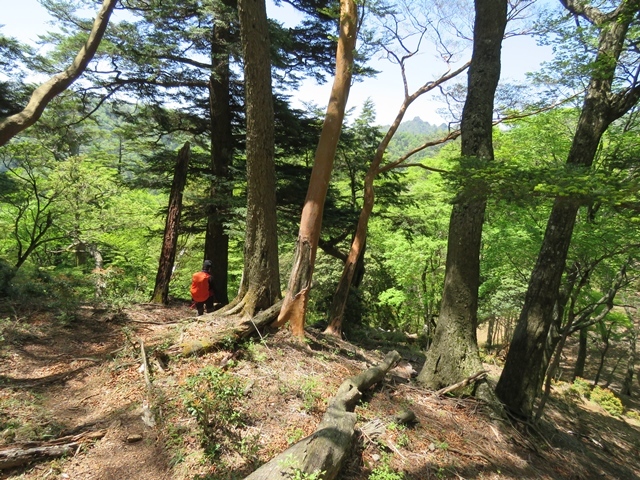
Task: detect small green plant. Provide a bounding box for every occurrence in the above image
[396,433,410,448]
[286,427,306,445]
[570,377,591,397]
[589,386,623,416]
[181,366,245,459]
[369,464,405,480]
[626,410,640,420]
[245,338,267,362]
[299,378,322,413]
[435,440,449,450]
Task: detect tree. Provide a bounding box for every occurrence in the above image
[275,0,359,336]
[151,142,191,305]
[0,146,62,270]
[417,0,507,390]
[496,0,640,419]
[323,7,470,335]
[0,0,118,146]
[226,0,281,317]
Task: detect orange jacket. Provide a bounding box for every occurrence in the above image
[190,271,213,302]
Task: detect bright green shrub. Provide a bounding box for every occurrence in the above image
[589,386,623,417]
[570,377,591,397]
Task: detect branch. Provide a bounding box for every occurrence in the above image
[0,0,119,146]
[378,94,580,174]
[436,371,487,396]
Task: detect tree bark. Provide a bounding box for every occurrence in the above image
[621,308,637,396]
[417,0,507,390]
[324,62,470,338]
[227,0,281,317]
[496,2,640,419]
[0,0,117,146]
[276,0,358,337]
[573,327,588,381]
[204,0,235,307]
[151,142,191,304]
[244,351,401,480]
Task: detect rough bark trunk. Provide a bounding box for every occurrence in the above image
[244,351,401,480]
[417,0,507,390]
[228,0,280,317]
[573,327,588,381]
[621,309,637,396]
[151,142,191,304]
[204,4,234,306]
[496,4,638,418]
[324,62,470,339]
[0,0,117,146]
[276,0,358,337]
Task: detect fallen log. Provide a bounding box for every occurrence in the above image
[245,350,401,480]
[173,300,283,356]
[0,430,106,470]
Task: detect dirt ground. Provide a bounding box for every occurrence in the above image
[1,303,639,480]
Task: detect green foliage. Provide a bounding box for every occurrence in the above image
[298,377,322,413]
[181,366,245,458]
[369,463,405,480]
[589,386,623,417]
[570,377,591,397]
[286,427,306,445]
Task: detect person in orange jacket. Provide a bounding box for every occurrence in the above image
[190,260,216,316]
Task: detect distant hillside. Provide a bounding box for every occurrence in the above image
[390,116,448,136]
[384,117,450,161]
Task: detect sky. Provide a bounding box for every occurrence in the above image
[0,0,553,126]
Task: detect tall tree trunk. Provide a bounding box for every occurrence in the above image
[229,0,280,317]
[0,0,117,146]
[89,244,106,299]
[151,142,191,305]
[275,0,358,336]
[416,0,507,390]
[323,53,470,338]
[205,5,235,306]
[486,316,495,350]
[593,332,611,386]
[573,327,588,380]
[621,308,637,396]
[496,3,639,419]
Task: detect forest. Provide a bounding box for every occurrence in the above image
[1,0,640,478]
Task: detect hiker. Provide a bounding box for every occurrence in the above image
[190,260,215,316]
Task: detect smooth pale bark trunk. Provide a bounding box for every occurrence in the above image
[417,0,507,390]
[151,142,191,304]
[229,0,281,317]
[0,0,117,146]
[204,9,234,306]
[275,0,358,336]
[496,7,637,417]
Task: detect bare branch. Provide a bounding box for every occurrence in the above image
[0,0,119,146]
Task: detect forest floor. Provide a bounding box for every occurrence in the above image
[1,302,640,480]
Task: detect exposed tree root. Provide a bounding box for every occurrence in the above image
[244,350,401,480]
[171,300,283,356]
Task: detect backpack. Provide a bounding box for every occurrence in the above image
[190,271,211,302]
